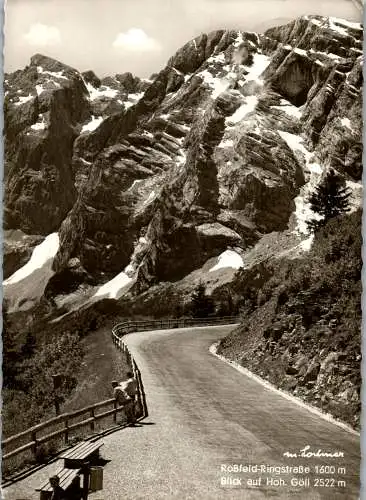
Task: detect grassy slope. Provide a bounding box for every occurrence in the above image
[61,318,131,412]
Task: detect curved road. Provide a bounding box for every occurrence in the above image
[4,326,360,499]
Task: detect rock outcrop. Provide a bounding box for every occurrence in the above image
[3,230,44,279]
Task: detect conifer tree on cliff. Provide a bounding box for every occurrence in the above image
[306,169,351,233]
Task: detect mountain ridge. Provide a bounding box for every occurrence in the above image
[3,15,363,323]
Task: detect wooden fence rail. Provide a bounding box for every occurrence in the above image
[2,398,121,461]
[2,315,238,477]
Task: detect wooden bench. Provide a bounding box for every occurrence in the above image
[60,440,103,468]
[36,441,104,499]
[36,467,81,500]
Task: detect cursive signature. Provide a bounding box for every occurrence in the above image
[283,445,344,458]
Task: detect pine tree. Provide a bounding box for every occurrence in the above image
[306,169,351,233]
[191,282,215,318]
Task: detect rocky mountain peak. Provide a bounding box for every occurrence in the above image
[3,15,363,319]
[30,53,80,75]
[168,29,227,74]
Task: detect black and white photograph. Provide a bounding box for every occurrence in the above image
[1,0,363,498]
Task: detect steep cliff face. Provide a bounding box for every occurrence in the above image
[4,55,89,234]
[262,16,363,177]
[4,55,154,235]
[4,15,363,315]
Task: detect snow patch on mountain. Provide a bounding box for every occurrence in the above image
[294,48,307,56]
[346,180,363,211]
[209,250,244,272]
[36,84,46,96]
[86,82,118,101]
[143,191,157,207]
[219,139,234,148]
[340,117,353,131]
[208,53,226,64]
[278,131,324,235]
[212,79,232,99]
[128,179,144,191]
[130,91,145,100]
[81,115,104,133]
[177,149,187,166]
[227,96,258,124]
[14,94,34,106]
[4,233,59,285]
[299,235,314,252]
[279,129,361,236]
[80,158,92,166]
[198,69,231,98]
[93,233,153,299]
[309,49,341,61]
[233,31,244,48]
[243,53,270,83]
[278,131,319,172]
[293,185,323,235]
[272,100,303,119]
[93,270,134,299]
[31,114,47,131]
[124,92,145,109]
[37,66,68,80]
[308,16,362,33]
[328,17,362,36]
[331,17,362,30]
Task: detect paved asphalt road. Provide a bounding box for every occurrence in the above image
[4,326,360,500]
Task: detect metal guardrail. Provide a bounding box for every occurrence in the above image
[111,316,240,337]
[3,316,238,477]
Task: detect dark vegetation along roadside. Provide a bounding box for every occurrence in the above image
[217,209,362,430]
[2,314,131,438]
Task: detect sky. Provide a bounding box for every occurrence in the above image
[4,0,363,78]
